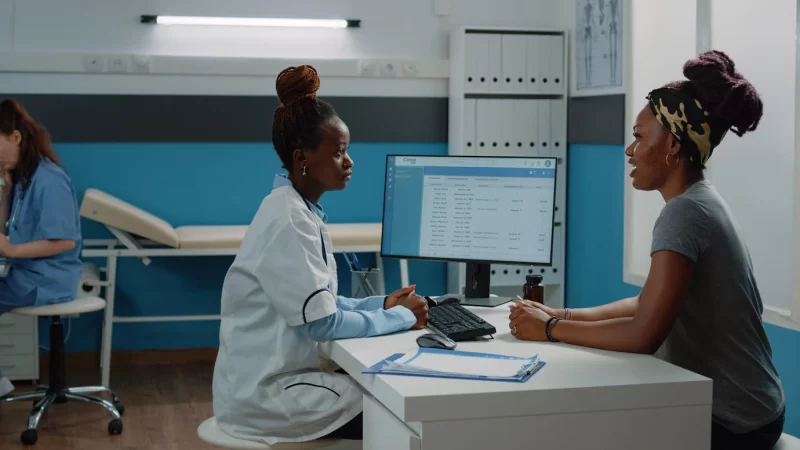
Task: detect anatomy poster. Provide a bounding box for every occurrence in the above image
[576,0,622,90]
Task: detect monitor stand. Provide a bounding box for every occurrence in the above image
[457,262,512,308]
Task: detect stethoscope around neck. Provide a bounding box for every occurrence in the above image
[5,185,24,232]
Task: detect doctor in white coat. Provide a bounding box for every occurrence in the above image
[212,65,429,445]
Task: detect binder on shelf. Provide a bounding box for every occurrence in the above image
[546,35,565,94]
[501,34,527,94]
[488,34,503,93]
[526,35,543,94]
[537,101,551,151]
[363,347,546,383]
[463,99,477,154]
[512,100,527,156]
[498,100,514,154]
[476,99,492,151]
[466,33,490,94]
[550,99,566,151]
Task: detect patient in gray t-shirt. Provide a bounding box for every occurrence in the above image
[651,179,785,433]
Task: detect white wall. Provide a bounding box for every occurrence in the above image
[0,0,570,96]
[708,0,797,314]
[623,0,800,329]
[623,0,698,285]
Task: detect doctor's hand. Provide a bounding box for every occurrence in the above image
[397,293,428,329]
[508,301,551,341]
[384,285,417,309]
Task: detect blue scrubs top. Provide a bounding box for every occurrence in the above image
[6,159,82,306]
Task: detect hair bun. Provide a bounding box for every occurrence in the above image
[681,50,762,137]
[276,65,320,106]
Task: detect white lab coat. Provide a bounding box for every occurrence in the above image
[212,185,363,445]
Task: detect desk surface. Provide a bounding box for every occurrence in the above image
[323,303,712,423]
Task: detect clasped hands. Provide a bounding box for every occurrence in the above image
[508,298,562,341]
[384,285,429,329]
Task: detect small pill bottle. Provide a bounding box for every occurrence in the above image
[523,274,544,304]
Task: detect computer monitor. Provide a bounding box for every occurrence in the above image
[380,155,557,307]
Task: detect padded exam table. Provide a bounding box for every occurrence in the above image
[79,188,409,387]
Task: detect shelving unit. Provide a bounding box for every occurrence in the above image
[446,26,568,309]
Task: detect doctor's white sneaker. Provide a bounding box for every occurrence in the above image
[0,376,14,398]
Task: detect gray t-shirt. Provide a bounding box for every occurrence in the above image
[651,180,784,433]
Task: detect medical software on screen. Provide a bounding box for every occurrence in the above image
[381,156,557,265]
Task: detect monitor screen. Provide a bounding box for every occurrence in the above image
[380,155,557,265]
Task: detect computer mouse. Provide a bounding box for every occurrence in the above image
[439,297,461,305]
[416,332,457,350]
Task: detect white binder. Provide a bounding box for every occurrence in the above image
[502,34,527,94]
[498,100,514,155]
[512,100,530,156]
[537,101,551,153]
[476,99,492,153]
[466,33,490,94]
[526,35,543,94]
[463,99,477,155]
[488,34,503,93]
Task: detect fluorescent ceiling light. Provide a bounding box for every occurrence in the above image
[140,15,360,28]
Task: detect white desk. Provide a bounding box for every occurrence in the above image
[321,303,713,450]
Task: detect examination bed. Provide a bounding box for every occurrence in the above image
[78,188,409,387]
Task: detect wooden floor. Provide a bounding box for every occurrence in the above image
[0,350,222,449]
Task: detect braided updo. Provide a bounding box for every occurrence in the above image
[665,50,763,146]
[271,65,338,171]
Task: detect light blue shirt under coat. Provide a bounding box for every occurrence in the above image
[272,174,415,341]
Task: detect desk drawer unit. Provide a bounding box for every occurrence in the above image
[0,314,39,381]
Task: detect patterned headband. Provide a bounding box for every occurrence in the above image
[646,87,723,165]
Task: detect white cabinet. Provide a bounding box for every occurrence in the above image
[0,314,39,381]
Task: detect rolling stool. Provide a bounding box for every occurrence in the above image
[0,297,124,445]
[197,417,342,449]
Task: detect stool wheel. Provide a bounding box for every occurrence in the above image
[21,429,37,445]
[114,401,125,416]
[108,418,123,435]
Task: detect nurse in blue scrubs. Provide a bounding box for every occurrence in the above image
[0,98,82,397]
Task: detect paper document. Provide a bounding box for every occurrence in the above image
[391,350,533,378]
[363,348,545,383]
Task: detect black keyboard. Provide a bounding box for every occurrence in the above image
[427,303,497,341]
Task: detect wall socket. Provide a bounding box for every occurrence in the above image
[108,55,129,73]
[380,61,400,77]
[131,55,151,73]
[82,55,105,72]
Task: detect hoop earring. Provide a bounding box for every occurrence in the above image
[302,164,307,176]
[665,153,679,167]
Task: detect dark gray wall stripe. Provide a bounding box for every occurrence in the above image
[2,93,625,145]
[567,94,625,145]
[0,94,448,143]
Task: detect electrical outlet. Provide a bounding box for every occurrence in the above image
[402,62,418,77]
[380,61,400,77]
[131,55,151,73]
[359,60,379,77]
[82,54,105,72]
[108,55,129,73]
